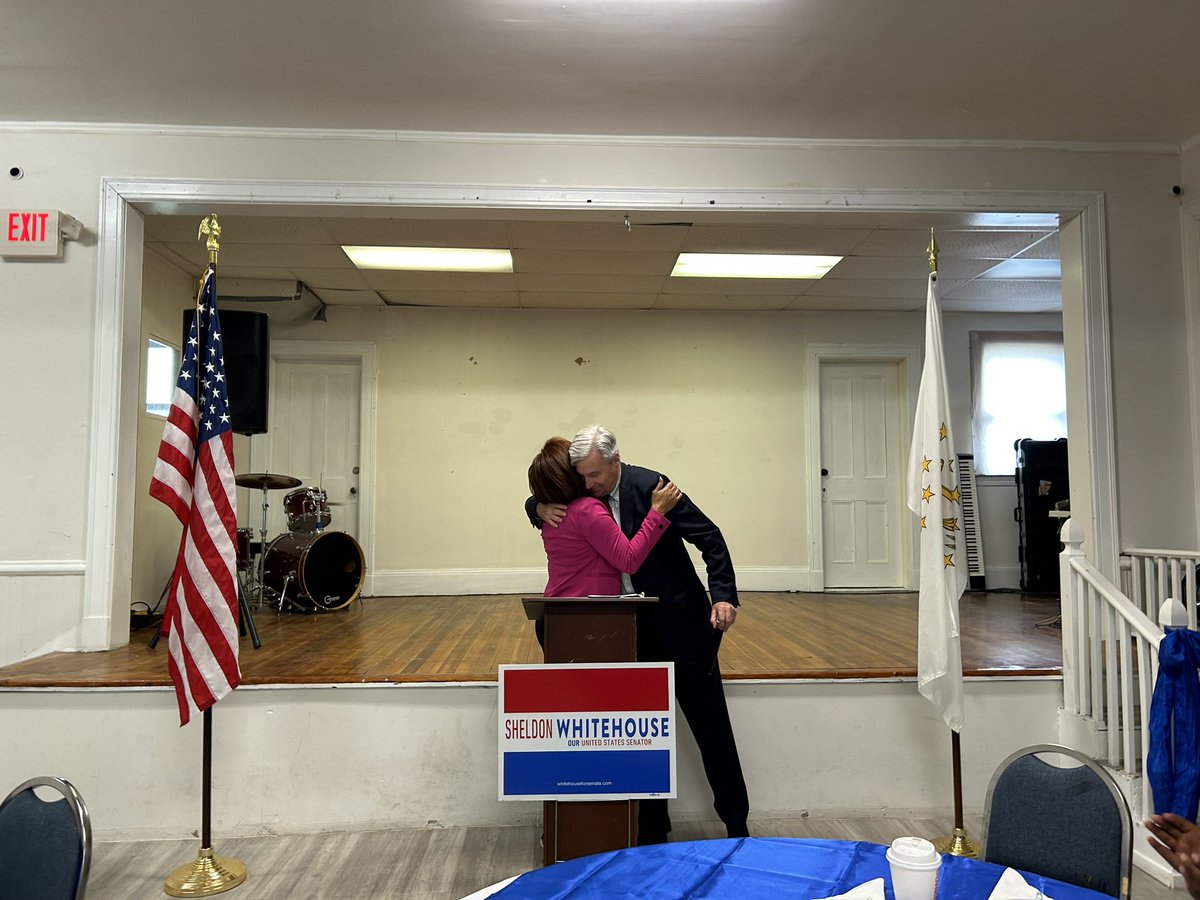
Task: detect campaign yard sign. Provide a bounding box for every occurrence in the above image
[498,662,676,801]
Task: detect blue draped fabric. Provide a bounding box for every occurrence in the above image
[1148,627,1200,820]
[489,838,1109,899]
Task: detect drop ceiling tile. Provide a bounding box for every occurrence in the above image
[145,242,212,273]
[517,273,665,293]
[144,214,337,244]
[161,242,350,269]
[827,256,993,280]
[322,218,514,247]
[1015,232,1060,259]
[784,295,920,312]
[797,278,928,299]
[659,276,806,296]
[215,266,298,281]
[519,292,658,309]
[380,291,520,308]
[942,280,1061,305]
[851,228,1056,259]
[290,268,371,290]
[363,270,517,291]
[942,298,1062,314]
[156,241,209,266]
[513,249,677,275]
[312,289,385,306]
[681,225,870,255]
[508,221,689,252]
[978,259,1062,279]
[654,293,794,311]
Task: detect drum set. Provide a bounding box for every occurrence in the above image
[235,472,366,615]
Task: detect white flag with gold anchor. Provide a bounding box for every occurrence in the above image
[907,271,969,732]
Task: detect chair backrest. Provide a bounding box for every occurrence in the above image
[0,776,92,900]
[981,743,1131,899]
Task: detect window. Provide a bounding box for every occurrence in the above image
[970,332,1067,474]
[145,338,179,417]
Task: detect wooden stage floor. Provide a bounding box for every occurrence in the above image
[0,591,1062,689]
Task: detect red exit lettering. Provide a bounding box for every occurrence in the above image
[7,212,50,243]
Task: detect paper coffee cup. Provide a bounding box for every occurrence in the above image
[886,837,941,900]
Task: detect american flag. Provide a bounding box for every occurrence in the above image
[149,266,241,726]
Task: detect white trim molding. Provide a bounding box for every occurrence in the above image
[89,178,1122,645]
[0,561,87,576]
[804,344,921,592]
[0,121,1181,156]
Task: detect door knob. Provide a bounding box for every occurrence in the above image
[821,468,829,477]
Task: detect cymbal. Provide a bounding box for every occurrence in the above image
[235,472,302,490]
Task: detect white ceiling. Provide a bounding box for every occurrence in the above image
[22,1,1194,316]
[5,1,1200,144]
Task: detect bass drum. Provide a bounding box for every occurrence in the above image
[263,531,365,611]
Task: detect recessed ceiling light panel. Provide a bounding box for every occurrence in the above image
[671,253,842,279]
[343,246,513,272]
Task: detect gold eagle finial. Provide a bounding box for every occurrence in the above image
[198,214,221,264]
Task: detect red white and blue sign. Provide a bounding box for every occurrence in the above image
[498,662,676,801]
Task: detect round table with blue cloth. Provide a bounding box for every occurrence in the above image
[488,837,1113,899]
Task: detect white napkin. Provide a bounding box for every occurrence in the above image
[814,877,885,900]
[987,867,1054,900]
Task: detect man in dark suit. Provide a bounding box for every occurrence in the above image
[526,424,749,843]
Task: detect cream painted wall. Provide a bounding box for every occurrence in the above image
[0,126,1192,662]
[265,305,1058,591]
[130,254,196,614]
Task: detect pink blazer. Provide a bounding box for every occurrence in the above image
[541,497,669,597]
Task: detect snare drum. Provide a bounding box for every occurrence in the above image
[283,486,332,533]
[262,530,365,611]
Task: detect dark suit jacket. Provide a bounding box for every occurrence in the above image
[527,462,737,664]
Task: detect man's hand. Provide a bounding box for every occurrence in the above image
[536,502,567,528]
[711,601,737,632]
[1147,813,1200,898]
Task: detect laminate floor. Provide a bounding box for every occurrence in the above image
[87,816,1178,899]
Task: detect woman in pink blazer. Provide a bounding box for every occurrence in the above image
[528,437,680,597]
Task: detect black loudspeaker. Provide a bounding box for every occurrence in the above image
[183,308,269,435]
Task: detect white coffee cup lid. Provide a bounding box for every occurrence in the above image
[887,836,940,867]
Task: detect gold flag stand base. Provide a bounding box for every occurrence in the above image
[163,846,247,897]
[933,827,979,858]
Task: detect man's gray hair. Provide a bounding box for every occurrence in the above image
[570,424,619,465]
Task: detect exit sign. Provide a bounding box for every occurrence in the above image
[2,209,62,258]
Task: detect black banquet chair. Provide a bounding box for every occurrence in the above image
[0,776,93,900]
[981,743,1132,899]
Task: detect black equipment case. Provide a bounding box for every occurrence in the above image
[1014,437,1069,592]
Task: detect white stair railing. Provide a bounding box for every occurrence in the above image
[1120,548,1200,627]
[1061,522,1162,800]
[1066,528,1196,886]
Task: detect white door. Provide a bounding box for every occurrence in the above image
[248,359,362,541]
[819,361,907,589]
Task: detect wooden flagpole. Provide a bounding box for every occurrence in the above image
[163,216,248,897]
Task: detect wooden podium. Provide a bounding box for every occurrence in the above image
[521,595,658,866]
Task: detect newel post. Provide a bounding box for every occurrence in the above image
[1059,518,1085,713]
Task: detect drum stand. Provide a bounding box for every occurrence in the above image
[148,570,262,650]
[255,483,271,609]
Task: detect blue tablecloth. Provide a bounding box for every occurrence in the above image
[490,838,1111,899]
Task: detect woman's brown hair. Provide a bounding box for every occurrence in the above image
[528,437,586,505]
